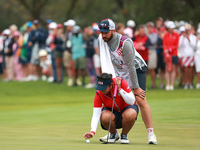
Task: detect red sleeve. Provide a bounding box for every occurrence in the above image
[174,33,179,50]
[93,92,103,108]
[162,34,168,51]
[121,79,132,93]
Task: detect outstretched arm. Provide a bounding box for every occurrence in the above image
[84,107,101,139]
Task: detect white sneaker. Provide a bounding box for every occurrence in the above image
[76,79,82,86]
[67,79,73,86]
[99,132,120,143]
[25,75,33,81]
[41,75,47,81]
[183,85,188,90]
[47,76,54,82]
[196,83,200,89]
[32,75,39,81]
[189,84,194,89]
[85,83,96,89]
[169,85,174,90]
[121,134,129,144]
[148,133,157,144]
[165,85,170,91]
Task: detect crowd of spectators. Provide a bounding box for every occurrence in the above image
[0,17,200,90]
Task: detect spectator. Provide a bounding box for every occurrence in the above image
[3,29,13,81]
[195,28,200,89]
[71,26,86,86]
[46,22,57,82]
[18,24,28,80]
[116,23,125,35]
[53,24,65,83]
[178,24,196,89]
[63,19,76,86]
[157,26,166,89]
[28,19,48,81]
[24,22,35,81]
[133,25,149,64]
[146,22,158,89]
[12,31,23,81]
[124,20,136,38]
[163,21,179,90]
[177,26,186,88]
[156,17,164,32]
[38,49,54,82]
[85,26,96,88]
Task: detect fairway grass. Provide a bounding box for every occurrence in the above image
[0,80,200,150]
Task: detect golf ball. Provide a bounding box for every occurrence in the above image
[86,139,90,143]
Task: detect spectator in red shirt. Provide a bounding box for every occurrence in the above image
[163,21,179,90]
[133,25,149,64]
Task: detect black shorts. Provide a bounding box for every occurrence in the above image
[100,105,139,130]
[158,53,165,71]
[0,63,3,74]
[172,56,178,65]
[136,66,147,91]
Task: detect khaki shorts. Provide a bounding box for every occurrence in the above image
[74,57,86,69]
[63,51,72,67]
[148,50,157,69]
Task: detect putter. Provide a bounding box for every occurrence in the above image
[102,84,118,144]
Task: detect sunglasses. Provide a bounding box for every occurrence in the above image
[98,24,109,30]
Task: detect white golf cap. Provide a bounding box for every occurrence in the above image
[49,22,57,29]
[127,20,136,27]
[2,29,11,35]
[64,19,76,26]
[38,49,48,57]
[166,21,176,29]
[179,26,185,32]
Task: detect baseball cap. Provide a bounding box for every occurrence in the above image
[73,25,80,33]
[27,21,33,28]
[13,31,20,37]
[38,49,48,57]
[99,19,115,33]
[127,20,136,27]
[96,77,113,91]
[57,24,63,28]
[166,21,176,29]
[46,19,52,24]
[179,26,185,32]
[64,19,76,26]
[2,29,11,35]
[49,22,57,29]
[33,19,40,24]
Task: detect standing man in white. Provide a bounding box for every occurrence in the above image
[98,19,157,144]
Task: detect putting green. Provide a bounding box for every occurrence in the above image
[0,79,200,150]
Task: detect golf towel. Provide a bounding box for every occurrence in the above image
[98,34,116,77]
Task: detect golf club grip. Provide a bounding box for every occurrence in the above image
[114,85,118,97]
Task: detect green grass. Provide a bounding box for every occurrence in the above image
[0,78,200,150]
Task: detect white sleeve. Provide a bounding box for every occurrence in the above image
[46,35,53,45]
[119,89,135,105]
[90,107,101,133]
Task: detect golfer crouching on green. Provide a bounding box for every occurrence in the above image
[84,73,138,144]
